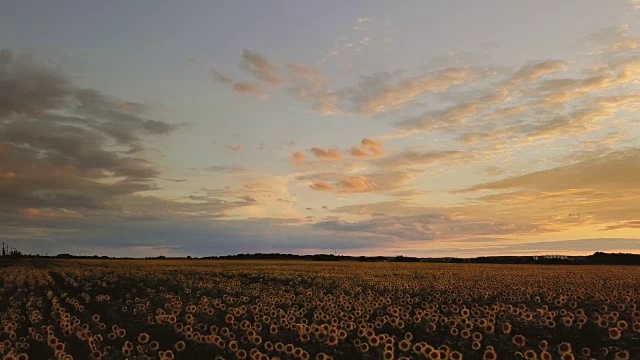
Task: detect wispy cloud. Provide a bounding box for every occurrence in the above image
[240,49,283,86]
[210,67,260,94]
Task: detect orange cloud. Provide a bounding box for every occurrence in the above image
[300,171,414,195]
[349,138,385,158]
[349,147,368,158]
[291,151,305,167]
[0,143,11,154]
[309,180,335,191]
[339,175,376,193]
[310,147,343,161]
[361,138,384,155]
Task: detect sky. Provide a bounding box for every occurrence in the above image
[1,0,639,257]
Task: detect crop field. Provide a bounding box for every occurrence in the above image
[0,260,639,360]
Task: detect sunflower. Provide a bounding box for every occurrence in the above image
[512,334,526,347]
[609,327,622,340]
[229,340,239,352]
[615,351,630,360]
[399,339,411,352]
[137,333,149,344]
[539,340,548,351]
[483,349,497,360]
[174,340,186,352]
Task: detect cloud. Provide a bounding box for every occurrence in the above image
[315,211,543,243]
[456,149,640,228]
[239,195,257,203]
[210,67,260,94]
[306,171,415,194]
[0,49,224,229]
[506,60,567,88]
[338,175,375,193]
[158,178,187,182]
[314,215,436,241]
[310,147,343,161]
[393,59,566,135]
[240,49,282,85]
[351,67,479,116]
[601,220,640,231]
[200,165,247,174]
[349,138,384,158]
[232,81,260,93]
[361,138,384,155]
[287,64,340,115]
[349,146,368,158]
[461,148,640,193]
[521,94,640,141]
[581,24,640,54]
[0,50,72,116]
[378,149,463,169]
[23,208,40,217]
[309,180,335,191]
[290,151,306,167]
[210,68,233,84]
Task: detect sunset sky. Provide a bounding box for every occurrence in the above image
[1,0,639,257]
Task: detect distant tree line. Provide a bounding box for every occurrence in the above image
[197,252,640,265]
[2,246,640,265]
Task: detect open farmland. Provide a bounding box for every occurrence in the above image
[1,260,639,360]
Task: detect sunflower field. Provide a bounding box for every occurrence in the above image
[1,260,639,359]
